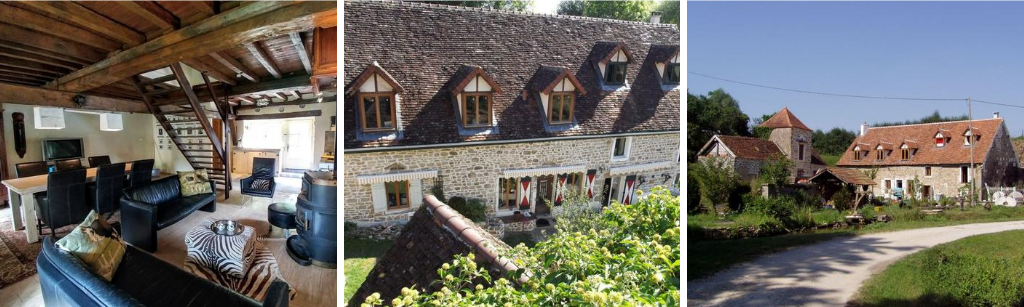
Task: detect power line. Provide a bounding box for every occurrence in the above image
[971,99,1024,109]
[688,71,966,101]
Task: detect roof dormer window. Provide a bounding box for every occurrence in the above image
[590,42,634,88]
[446,65,502,130]
[853,145,864,161]
[529,66,587,127]
[346,62,404,134]
[935,132,947,147]
[650,45,680,87]
[964,128,980,146]
[900,144,915,161]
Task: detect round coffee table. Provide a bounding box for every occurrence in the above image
[268,202,297,237]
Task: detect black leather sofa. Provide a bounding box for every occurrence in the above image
[120,175,216,252]
[37,237,289,307]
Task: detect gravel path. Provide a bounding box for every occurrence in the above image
[687,220,1024,306]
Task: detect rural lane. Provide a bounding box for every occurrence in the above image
[687,220,1024,306]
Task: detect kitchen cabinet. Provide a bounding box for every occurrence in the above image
[232,148,281,176]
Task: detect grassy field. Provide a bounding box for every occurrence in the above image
[688,206,1024,281]
[851,230,1024,306]
[343,237,394,304]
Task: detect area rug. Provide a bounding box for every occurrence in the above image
[0,210,120,289]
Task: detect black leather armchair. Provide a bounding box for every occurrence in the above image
[90,163,126,216]
[35,169,90,238]
[37,237,290,307]
[120,175,216,252]
[87,155,112,168]
[55,158,83,171]
[241,157,276,200]
[15,161,48,178]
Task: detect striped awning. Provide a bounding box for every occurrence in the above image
[609,161,676,176]
[501,164,586,178]
[356,169,438,184]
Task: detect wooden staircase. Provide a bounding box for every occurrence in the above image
[129,62,233,197]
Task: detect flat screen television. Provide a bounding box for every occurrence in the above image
[42,138,84,161]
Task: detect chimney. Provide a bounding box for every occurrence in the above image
[860,122,869,136]
[994,112,1000,119]
[650,11,662,24]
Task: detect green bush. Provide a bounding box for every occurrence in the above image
[811,209,843,225]
[883,206,925,222]
[687,172,701,214]
[690,158,740,212]
[859,205,877,220]
[430,184,447,203]
[361,187,681,306]
[344,221,357,235]
[447,196,487,222]
[745,196,796,222]
[831,188,854,211]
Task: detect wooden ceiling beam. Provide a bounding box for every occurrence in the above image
[208,51,259,83]
[0,66,61,79]
[0,26,104,63]
[17,2,146,47]
[289,32,313,75]
[0,46,79,70]
[0,82,146,113]
[114,1,180,32]
[0,73,50,83]
[0,77,44,87]
[246,42,282,79]
[0,40,91,66]
[235,95,335,111]
[181,58,238,86]
[47,1,336,92]
[0,58,70,75]
[236,110,322,121]
[0,4,122,51]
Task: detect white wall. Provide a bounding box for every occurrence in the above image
[3,103,155,176]
[235,100,337,171]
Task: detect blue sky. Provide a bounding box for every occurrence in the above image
[688,1,1024,135]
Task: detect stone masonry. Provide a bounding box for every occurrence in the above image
[344,133,681,223]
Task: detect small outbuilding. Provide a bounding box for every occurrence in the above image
[808,167,875,203]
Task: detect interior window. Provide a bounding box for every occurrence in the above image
[463,93,491,127]
[549,93,574,124]
[605,63,627,85]
[385,180,409,209]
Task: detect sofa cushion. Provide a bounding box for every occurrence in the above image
[124,176,180,205]
[55,210,126,281]
[112,245,261,307]
[178,170,213,197]
[155,194,215,229]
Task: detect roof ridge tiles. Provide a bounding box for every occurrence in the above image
[384,0,678,28]
[866,118,1002,131]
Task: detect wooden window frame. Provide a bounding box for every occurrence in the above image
[604,62,628,85]
[498,178,519,210]
[357,92,397,132]
[901,148,911,161]
[565,173,584,194]
[548,92,575,124]
[462,92,493,127]
[925,166,932,177]
[798,144,805,160]
[385,180,410,209]
[876,150,885,160]
[664,63,680,85]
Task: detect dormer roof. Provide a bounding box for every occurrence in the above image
[445,65,502,95]
[588,42,634,64]
[345,61,404,96]
[529,66,586,95]
[761,107,812,131]
[647,45,680,63]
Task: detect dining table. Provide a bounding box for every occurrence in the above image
[1,162,171,243]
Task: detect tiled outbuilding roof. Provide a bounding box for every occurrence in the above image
[343,1,680,149]
[837,118,1005,166]
[708,135,785,160]
[809,167,875,186]
[761,107,812,131]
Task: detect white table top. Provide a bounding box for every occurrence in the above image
[1,163,172,194]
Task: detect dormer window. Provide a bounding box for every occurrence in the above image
[964,129,980,146]
[346,62,404,133]
[649,45,680,86]
[853,146,864,161]
[589,42,634,88]
[529,66,587,127]
[665,63,680,84]
[875,144,889,160]
[900,144,912,161]
[445,65,502,131]
[935,132,946,147]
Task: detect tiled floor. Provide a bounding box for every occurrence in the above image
[0,174,335,307]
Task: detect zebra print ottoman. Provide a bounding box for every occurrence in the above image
[185,219,255,279]
[185,237,296,301]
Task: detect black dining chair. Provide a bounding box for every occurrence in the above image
[15,161,48,178]
[90,163,126,218]
[35,168,89,239]
[127,159,155,189]
[87,156,112,168]
[241,157,276,207]
[55,158,84,171]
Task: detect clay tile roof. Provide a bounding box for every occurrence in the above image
[760,107,812,131]
[837,118,1004,166]
[444,65,503,95]
[588,41,635,64]
[810,167,875,186]
[344,61,405,96]
[713,135,784,160]
[647,44,679,63]
[528,66,586,95]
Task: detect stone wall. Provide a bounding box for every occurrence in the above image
[344,133,681,223]
[865,165,972,199]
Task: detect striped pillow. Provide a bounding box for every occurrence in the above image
[250,179,271,191]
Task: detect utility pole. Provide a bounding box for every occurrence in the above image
[968,97,975,208]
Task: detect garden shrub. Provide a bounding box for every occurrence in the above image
[745,196,796,223]
[552,190,603,234]
[344,221,357,235]
[728,183,752,212]
[361,187,681,306]
[831,188,853,211]
[690,158,740,212]
[883,206,925,222]
[447,196,487,222]
[811,209,843,225]
[430,184,447,203]
[859,205,877,220]
[687,172,701,214]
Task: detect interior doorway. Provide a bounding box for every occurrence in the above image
[283,118,315,172]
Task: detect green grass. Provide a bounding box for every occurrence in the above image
[343,237,394,304]
[819,154,841,166]
[688,206,1024,281]
[851,230,1024,306]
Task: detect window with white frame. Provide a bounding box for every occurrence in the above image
[611,137,631,161]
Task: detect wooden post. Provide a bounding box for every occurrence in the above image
[0,103,7,207]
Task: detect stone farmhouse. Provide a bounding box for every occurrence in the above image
[835,115,1020,200]
[697,107,827,182]
[342,1,681,224]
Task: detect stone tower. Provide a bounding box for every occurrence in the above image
[761,107,818,180]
